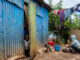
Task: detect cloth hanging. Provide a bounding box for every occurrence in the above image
[64,8,71,21]
[52,3,80,30]
[57,10,64,15]
[53,10,64,15]
[67,8,72,19]
[64,9,68,21]
[77,6,80,12]
[77,4,80,12]
[71,4,80,13]
[59,10,65,29]
[53,10,58,14]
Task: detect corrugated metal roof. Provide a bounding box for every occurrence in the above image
[34,0,52,12]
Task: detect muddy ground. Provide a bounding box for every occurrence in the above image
[34,49,80,60]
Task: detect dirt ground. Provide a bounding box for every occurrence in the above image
[34,49,80,60]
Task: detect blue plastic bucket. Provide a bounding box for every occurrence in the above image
[54,45,60,51]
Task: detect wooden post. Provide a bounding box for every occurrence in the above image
[28,2,37,59]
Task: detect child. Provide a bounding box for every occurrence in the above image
[48,34,55,46]
[24,35,30,60]
[62,39,73,53]
[24,35,29,50]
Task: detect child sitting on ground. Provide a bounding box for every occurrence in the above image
[62,39,73,53]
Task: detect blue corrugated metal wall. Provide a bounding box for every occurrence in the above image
[36,3,48,45]
[36,16,43,44]
[0,0,24,60]
[0,0,4,60]
[42,7,48,44]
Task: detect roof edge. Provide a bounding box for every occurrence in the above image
[34,0,52,12]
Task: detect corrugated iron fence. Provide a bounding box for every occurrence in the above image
[0,0,24,60]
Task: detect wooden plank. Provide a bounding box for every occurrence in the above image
[28,2,37,59]
[24,4,29,23]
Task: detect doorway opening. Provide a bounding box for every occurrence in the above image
[24,4,30,58]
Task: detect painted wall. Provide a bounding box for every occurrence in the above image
[0,0,24,60]
[28,2,37,58]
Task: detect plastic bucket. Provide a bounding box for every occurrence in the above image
[54,45,60,51]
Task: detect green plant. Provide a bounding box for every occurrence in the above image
[71,15,80,29]
[48,0,63,44]
[48,12,59,32]
[48,0,63,32]
[63,19,71,28]
[49,0,80,44]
